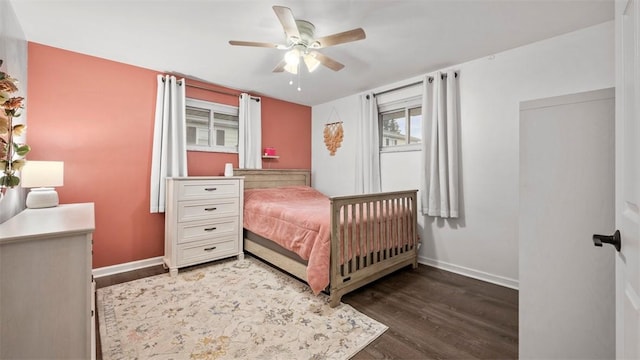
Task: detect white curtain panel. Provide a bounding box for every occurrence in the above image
[355,93,381,194]
[150,75,187,213]
[421,70,460,218]
[238,93,262,169]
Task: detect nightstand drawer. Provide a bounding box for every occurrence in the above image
[177,237,238,265]
[177,198,239,222]
[177,217,239,244]
[178,180,239,200]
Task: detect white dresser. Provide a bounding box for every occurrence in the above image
[164,177,244,276]
[0,203,96,359]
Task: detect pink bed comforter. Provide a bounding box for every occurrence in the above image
[243,186,331,294]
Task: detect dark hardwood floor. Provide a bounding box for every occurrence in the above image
[342,265,518,359]
[95,258,518,359]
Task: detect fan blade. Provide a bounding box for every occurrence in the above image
[273,6,300,39]
[272,60,286,73]
[309,51,344,71]
[314,28,366,48]
[229,40,285,49]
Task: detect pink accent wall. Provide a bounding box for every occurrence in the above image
[26,43,311,268]
[184,79,311,174]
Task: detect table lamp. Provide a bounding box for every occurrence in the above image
[21,160,64,209]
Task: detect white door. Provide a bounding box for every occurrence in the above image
[615,0,640,358]
[519,89,615,359]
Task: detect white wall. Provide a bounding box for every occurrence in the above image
[0,0,28,224]
[312,95,360,196]
[312,21,614,287]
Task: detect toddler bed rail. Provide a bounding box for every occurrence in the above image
[235,169,419,307]
[329,190,418,306]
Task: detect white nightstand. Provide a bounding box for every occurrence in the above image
[164,177,244,276]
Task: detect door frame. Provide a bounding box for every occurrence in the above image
[614,0,640,358]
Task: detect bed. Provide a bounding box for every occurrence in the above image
[234,168,419,307]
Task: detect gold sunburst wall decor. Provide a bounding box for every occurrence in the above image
[323,107,343,156]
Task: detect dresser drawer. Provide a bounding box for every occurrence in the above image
[177,237,238,265]
[177,198,239,222]
[178,180,239,200]
[177,217,239,244]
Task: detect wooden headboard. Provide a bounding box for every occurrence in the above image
[233,169,311,189]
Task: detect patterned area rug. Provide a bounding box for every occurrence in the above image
[97,257,387,359]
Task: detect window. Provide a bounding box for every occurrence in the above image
[185,98,239,153]
[378,96,422,151]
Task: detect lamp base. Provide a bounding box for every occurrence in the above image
[26,187,59,209]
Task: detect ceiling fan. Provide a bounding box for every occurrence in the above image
[228,5,366,74]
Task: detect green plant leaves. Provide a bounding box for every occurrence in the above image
[0,65,28,189]
[0,173,20,187]
[13,143,30,157]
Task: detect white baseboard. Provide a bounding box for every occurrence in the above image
[418,255,519,290]
[93,256,165,278]
[93,255,519,290]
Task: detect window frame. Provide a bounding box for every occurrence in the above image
[378,95,423,153]
[185,98,239,154]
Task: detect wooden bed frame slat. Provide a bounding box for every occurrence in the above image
[244,239,308,281]
[234,168,418,307]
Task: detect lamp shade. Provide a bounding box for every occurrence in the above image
[21,161,64,188]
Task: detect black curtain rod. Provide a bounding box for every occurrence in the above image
[366,72,458,99]
[368,80,424,99]
[183,82,238,97]
[183,82,260,102]
[162,77,260,102]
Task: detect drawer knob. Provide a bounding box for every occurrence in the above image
[204,207,217,211]
[204,246,217,251]
[204,188,217,191]
[204,227,217,232]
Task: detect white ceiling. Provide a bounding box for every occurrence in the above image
[9,0,613,106]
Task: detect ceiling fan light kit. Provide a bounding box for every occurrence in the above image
[284,48,301,66]
[283,62,299,75]
[283,46,321,74]
[303,53,320,73]
[229,5,366,79]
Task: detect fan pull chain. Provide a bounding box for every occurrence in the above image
[297,62,302,92]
